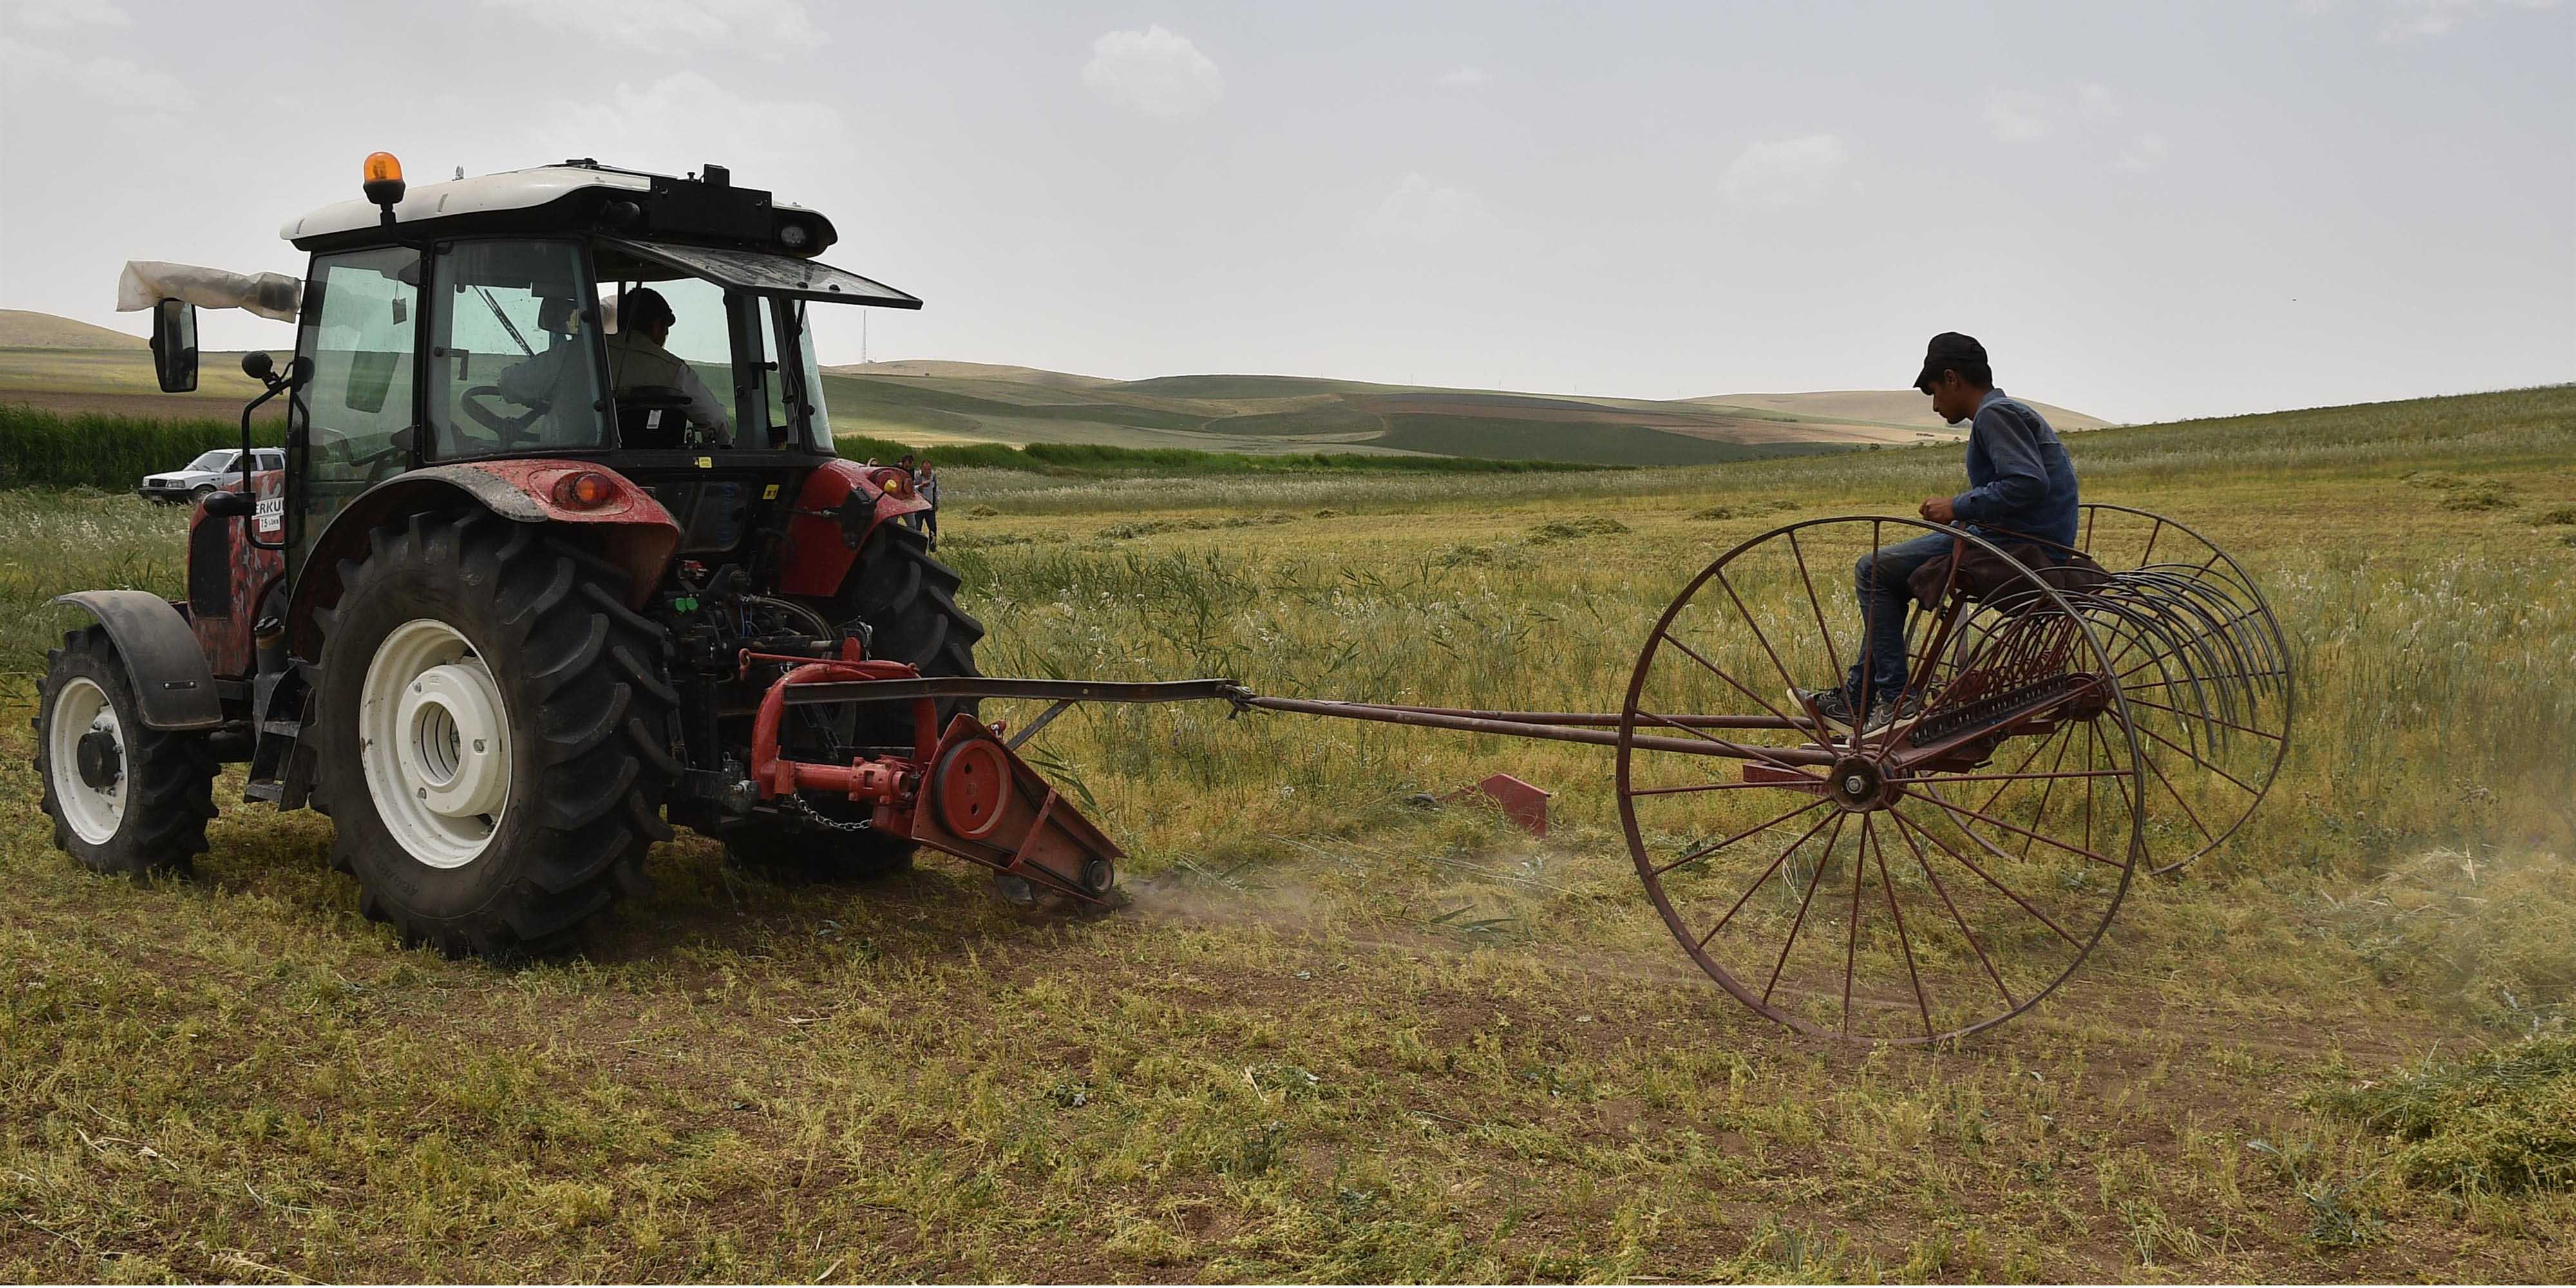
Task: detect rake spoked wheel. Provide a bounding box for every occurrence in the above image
[1615,516,2147,1045]
[2068,504,2292,876]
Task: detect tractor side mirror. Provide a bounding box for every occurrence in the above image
[149,298,198,393]
[202,489,255,518]
[242,350,276,384]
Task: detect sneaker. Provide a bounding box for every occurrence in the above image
[1794,685,1920,735]
[1794,686,1862,732]
[1866,689,1924,735]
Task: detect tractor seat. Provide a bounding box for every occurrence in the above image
[615,386,696,450]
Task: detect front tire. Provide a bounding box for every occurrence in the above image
[724,522,984,879]
[33,626,217,875]
[312,510,678,956]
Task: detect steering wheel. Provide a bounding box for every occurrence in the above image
[461,385,549,451]
[314,428,411,487]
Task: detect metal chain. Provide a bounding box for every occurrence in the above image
[778,795,873,833]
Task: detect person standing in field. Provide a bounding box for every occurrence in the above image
[1796,332,2080,732]
[915,456,941,549]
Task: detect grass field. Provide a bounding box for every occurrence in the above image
[1,386,2571,1280]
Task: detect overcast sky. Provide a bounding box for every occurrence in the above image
[3,0,2569,422]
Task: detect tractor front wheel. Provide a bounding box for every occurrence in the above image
[312,510,677,956]
[32,626,216,875]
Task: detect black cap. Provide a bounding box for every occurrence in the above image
[1913,332,1986,393]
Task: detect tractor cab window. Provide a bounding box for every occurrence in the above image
[598,274,748,448]
[291,245,420,569]
[755,296,833,450]
[427,240,603,459]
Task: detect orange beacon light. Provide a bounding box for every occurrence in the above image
[362,151,406,217]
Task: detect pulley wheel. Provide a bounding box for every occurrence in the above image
[931,737,1012,840]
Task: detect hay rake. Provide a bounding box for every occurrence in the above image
[768,507,2289,1045]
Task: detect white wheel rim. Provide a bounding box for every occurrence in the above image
[360,618,511,869]
[48,676,126,845]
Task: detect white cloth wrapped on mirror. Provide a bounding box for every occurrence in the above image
[117,260,303,323]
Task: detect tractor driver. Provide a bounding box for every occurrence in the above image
[497,285,730,443]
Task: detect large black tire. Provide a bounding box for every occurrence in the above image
[31,625,217,875]
[310,510,678,956]
[724,521,984,879]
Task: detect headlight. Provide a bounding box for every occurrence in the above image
[777,221,812,251]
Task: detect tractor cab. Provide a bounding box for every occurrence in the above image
[249,156,920,578]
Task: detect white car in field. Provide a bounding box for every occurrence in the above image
[137,448,285,502]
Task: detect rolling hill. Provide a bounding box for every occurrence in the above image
[0,309,146,350]
[1696,389,2115,432]
[813,365,2034,467]
[0,310,2112,468]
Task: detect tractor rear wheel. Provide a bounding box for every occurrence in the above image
[724,522,985,880]
[311,510,678,956]
[32,626,216,875]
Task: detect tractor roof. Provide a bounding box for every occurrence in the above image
[281,160,838,260]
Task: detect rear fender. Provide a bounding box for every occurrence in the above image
[287,462,679,659]
[779,459,931,597]
[50,590,222,730]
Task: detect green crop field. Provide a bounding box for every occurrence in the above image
[1,386,2571,1280]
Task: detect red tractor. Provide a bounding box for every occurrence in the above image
[35,153,1126,955]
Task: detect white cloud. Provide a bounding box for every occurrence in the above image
[2116,131,2171,171]
[1435,66,1492,88]
[1983,89,2056,142]
[1,40,191,113]
[7,0,129,28]
[1361,173,1492,243]
[477,0,823,55]
[1716,133,1850,208]
[2078,82,2119,122]
[2376,0,2563,39]
[1081,24,1224,119]
[540,70,844,175]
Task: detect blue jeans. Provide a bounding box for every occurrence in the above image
[1844,529,1962,702]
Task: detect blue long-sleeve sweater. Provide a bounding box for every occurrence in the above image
[1950,388,2079,548]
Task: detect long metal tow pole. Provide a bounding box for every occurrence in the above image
[1235,696,1835,766]
[773,675,1838,768]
